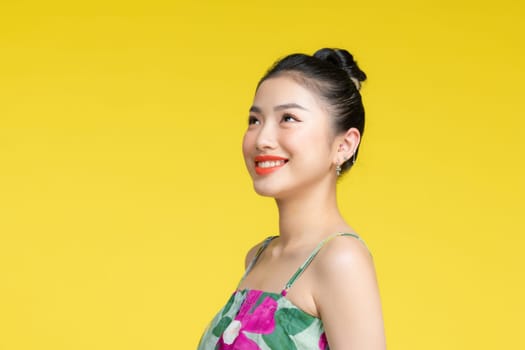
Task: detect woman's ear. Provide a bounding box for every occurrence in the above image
[333,128,361,165]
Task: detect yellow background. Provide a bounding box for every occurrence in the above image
[1,1,524,349]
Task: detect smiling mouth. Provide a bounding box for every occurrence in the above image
[254,159,288,175]
[257,160,286,168]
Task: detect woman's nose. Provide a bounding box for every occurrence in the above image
[255,122,278,151]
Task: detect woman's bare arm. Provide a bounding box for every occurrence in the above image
[315,236,386,349]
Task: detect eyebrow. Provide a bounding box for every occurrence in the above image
[249,103,309,114]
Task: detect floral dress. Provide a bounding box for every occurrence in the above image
[197,232,370,350]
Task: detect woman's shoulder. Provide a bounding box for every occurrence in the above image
[313,233,375,287]
[244,235,276,269]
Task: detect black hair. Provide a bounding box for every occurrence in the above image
[257,48,367,175]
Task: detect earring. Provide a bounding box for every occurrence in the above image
[352,151,356,164]
[337,155,349,177]
[336,164,342,177]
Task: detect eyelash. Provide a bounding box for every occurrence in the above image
[282,113,298,123]
[247,113,299,125]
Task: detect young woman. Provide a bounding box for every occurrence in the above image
[198,48,386,350]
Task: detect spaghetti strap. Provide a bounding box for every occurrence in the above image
[236,235,277,289]
[281,232,370,296]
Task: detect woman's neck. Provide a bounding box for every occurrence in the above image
[275,182,351,249]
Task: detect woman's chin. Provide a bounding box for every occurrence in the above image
[253,185,278,198]
[252,182,284,198]
[252,183,295,200]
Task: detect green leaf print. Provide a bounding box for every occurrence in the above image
[212,316,232,337]
[274,308,315,335]
[262,323,297,350]
[221,293,236,316]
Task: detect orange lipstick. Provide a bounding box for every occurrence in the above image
[254,155,288,175]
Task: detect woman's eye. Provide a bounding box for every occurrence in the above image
[282,113,298,122]
[248,116,260,125]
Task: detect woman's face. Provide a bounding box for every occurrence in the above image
[242,75,339,199]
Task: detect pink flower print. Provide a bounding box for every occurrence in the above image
[319,332,328,350]
[217,290,277,349]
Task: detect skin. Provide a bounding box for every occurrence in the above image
[239,75,386,349]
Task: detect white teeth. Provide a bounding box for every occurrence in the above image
[257,160,285,168]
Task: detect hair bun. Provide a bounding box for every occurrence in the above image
[313,48,367,90]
